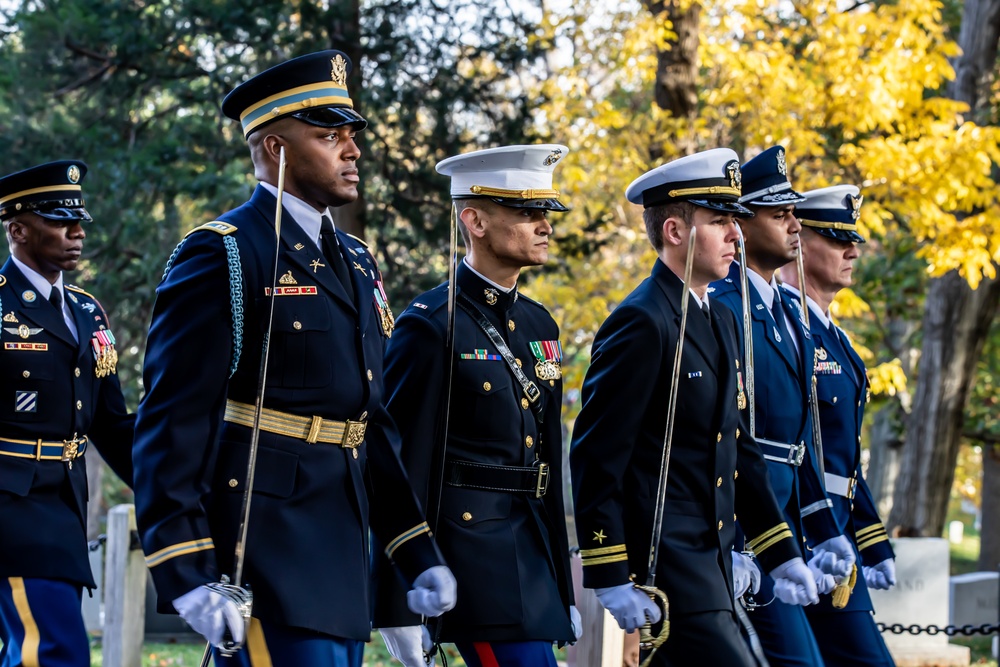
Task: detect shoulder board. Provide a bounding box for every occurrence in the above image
[517,293,548,311]
[0,275,5,287]
[65,284,96,299]
[185,221,238,238]
[344,232,369,249]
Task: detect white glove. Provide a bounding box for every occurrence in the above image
[173,585,246,648]
[570,605,583,642]
[379,626,434,667]
[407,566,457,618]
[731,551,761,598]
[810,535,856,578]
[863,558,896,591]
[769,557,819,606]
[594,583,662,633]
[807,554,837,595]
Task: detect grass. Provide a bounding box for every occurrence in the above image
[952,534,984,576]
[950,636,998,666]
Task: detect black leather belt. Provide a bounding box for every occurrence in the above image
[444,459,550,498]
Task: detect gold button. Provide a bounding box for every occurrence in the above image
[716,477,723,487]
[736,428,740,439]
[716,432,722,443]
[367,369,373,381]
[734,470,739,479]
[858,435,862,443]
[360,411,368,420]
[521,398,529,409]
[525,435,534,448]
[293,321,302,330]
[857,401,861,407]
[483,381,492,391]
[734,513,738,521]
[74,368,80,377]
[76,400,82,410]
[515,358,522,368]
[22,371,29,378]
[549,380,555,386]
[352,449,359,459]
[833,396,838,404]
[735,359,740,369]
[228,479,238,488]
[462,512,472,521]
[508,320,515,331]
[718,520,724,530]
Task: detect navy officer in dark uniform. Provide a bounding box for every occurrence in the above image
[374,145,577,667]
[571,148,817,666]
[132,51,455,667]
[0,160,134,667]
[781,185,896,667]
[711,147,856,666]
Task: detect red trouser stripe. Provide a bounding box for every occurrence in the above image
[473,642,501,667]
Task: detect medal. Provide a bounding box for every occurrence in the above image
[529,340,563,381]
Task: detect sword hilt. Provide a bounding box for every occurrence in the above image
[634,582,669,666]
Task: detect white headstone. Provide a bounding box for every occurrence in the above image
[948,521,965,544]
[949,572,998,628]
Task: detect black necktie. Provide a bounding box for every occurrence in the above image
[320,215,353,295]
[701,300,711,321]
[49,287,62,310]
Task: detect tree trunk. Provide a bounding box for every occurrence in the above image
[887,0,1000,538]
[979,444,1000,570]
[889,273,1000,535]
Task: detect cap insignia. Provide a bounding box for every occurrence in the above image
[543,149,563,166]
[67,165,81,184]
[330,54,348,86]
[849,194,863,220]
[726,160,742,190]
[776,149,787,176]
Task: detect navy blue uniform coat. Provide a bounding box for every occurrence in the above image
[0,260,133,588]
[373,262,574,643]
[133,186,442,640]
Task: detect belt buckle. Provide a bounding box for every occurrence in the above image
[534,462,550,498]
[343,420,367,449]
[788,443,805,467]
[62,434,85,466]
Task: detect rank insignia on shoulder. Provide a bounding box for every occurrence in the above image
[530,340,563,381]
[278,271,298,285]
[2,312,17,323]
[373,279,394,338]
[460,349,502,361]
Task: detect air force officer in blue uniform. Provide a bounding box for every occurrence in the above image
[132,51,455,667]
[0,160,134,667]
[572,149,817,667]
[710,147,855,666]
[781,186,896,667]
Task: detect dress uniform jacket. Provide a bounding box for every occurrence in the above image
[133,186,443,640]
[571,260,798,616]
[711,263,839,548]
[785,290,894,614]
[0,260,133,588]
[373,261,574,644]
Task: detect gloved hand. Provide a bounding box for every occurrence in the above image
[570,605,583,642]
[407,566,457,618]
[731,551,761,598]
[810,535,856,578]
[379,626,434,667]
[769,557,819,606]
[594,583,661,633]
[863,558,896,590]
[173,585,246,648]
[807,553,837,595]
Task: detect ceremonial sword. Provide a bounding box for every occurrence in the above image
[199,147,288,667]
[636,226,697,666]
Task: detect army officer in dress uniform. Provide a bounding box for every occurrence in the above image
[374,145,577,667]
[571,148,817,666]
[132,51,455,667]
[0,160,134,667]
[781,185,896,667]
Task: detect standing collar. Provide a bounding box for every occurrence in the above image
[259,181,334,246]
[457,260,518,311]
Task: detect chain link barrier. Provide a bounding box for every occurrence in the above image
[877,622,999,637]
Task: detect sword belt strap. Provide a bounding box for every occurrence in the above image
[0,435,88,461]
[824,472,857,499]
[757,437,806,466]
[224,399,366,448]
[456,292,544,424]
[444,459,550,498]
